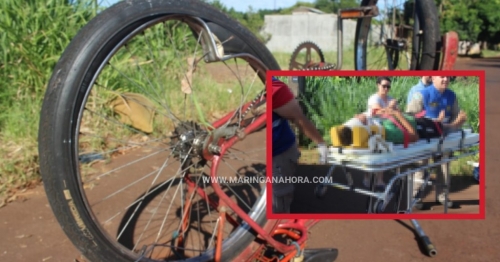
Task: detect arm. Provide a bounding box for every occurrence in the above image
[367,94,383,112]
[405,92,424,114]
[272,79,328,164]
[368,95,399,115]
[388,98,399,110]
[442,100,467,132]
[448,98,460,123]
[273,99,325,145]
[373,97,398,116]
[406,88,415,105]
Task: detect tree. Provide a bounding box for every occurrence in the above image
[438,0,500,46]
[205,0,270,43]
[475,0,500,47]
[438,0,481,42]
[315,0,360,14]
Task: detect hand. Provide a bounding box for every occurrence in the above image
[356,114,368,125]
[378,108,393,115]
[456,110,467,124]
[388,100,397,109]
[317,143,328,164]
[447,110,468,129]
[436,110,445,122]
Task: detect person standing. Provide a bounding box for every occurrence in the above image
[272,77,328,213]
[406,76,468,208]
[406,76,433,106]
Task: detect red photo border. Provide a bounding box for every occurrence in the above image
[266,70,485,220]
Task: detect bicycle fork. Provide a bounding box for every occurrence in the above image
[336,5,380,69]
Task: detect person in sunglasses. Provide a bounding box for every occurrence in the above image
[361,77,399,190]
[367,76,399,116]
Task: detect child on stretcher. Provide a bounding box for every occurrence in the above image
[339,109,415,190]
[338,107,452,191]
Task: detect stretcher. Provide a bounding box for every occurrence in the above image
[315,127,479,211]
[314,127,479,256]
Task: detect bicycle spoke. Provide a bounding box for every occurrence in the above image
[59,11,268,261]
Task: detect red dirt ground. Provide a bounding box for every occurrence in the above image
[0,57,498,262]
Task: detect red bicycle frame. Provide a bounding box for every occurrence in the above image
[181,96,320,261]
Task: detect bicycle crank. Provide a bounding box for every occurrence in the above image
[289,41,337,71]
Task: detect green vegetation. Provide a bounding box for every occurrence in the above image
[437,0,500,47]
[480,49,500,58]
[0,0,490,204]
[0,0,267,204]
[297,76,479,145]
[0,0,98,204]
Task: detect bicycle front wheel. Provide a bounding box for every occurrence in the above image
[354,0,440,70]
[38,0,278,261]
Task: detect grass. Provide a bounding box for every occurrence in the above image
[274,41,411,71]
[273,48,367,70]
[0,0,98,205]
[0,2,268,206]
[480,49,500,58]
[297,76,480,144]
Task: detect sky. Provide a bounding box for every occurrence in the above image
[101,0,316,12]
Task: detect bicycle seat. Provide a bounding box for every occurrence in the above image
[302,248,339,262]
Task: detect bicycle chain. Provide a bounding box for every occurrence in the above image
[298,62,337,71]
[239,89,266,122]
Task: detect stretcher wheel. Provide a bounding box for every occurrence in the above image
[315,184,327,199]
[373,200,385,213]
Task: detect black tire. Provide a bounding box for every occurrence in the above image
[314,184,327,199]
[354,0,441,70]
[38,0,279,261]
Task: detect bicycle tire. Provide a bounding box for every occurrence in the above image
[354,0,441,70]
[38,0,279,261]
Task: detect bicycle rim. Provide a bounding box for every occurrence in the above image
[354,0,440,70]
[38,0,279,261]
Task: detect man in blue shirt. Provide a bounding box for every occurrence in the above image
[406,76,467,209]
[406,76,433,106]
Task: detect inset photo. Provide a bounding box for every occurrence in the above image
[267,71,483,219]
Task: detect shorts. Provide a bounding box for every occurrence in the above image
[272,144,300,197]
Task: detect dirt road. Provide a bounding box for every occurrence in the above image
[0,57,497,262]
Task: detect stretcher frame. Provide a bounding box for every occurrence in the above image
[314,128,479,256]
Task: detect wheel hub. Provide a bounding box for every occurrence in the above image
[170,121,208,166]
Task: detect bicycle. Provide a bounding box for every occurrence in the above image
[289,0,442,71]
[38,0,442,261]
